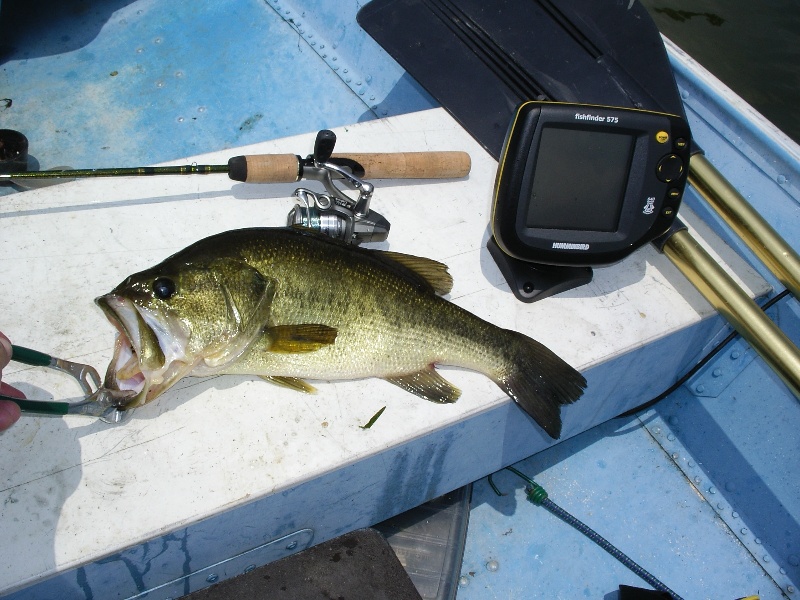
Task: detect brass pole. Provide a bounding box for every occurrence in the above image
[689,153,800,299]
[662,228,800,399]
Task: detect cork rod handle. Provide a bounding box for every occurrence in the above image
[227,151,471,183]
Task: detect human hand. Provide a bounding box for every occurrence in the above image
[0,332,23,431]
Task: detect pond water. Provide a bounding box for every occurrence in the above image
[641,0,800,144]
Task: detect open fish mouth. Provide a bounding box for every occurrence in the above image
[95,294,194,408]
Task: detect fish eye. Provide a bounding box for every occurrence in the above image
[152,277,177,300]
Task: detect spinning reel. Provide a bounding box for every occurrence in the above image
[286,130,389,244]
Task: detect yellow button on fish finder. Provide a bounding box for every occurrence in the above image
[656,130,669,144]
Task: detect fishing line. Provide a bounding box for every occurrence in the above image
[488,466,685,600]
[617,288,794,418]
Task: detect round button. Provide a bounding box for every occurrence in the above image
[656,154,684,182]
[655,130,669,144]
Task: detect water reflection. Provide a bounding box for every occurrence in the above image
[641,0,800,143]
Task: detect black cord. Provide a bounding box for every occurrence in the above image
[617,288,793,418]
[491,467,684,599]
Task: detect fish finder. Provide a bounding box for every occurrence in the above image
[489,101,691,301]
[359,0,695,302]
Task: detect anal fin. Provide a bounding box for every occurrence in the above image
[261,375,317,394]
[266,324,337,353]
[384,367,461,404]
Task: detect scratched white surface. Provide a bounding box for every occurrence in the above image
[0,108,767,592]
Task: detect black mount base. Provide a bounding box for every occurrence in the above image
[488,237,593,303]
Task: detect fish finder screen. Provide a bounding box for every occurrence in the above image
[526,127,635,232]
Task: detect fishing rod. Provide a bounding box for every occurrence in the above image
[0,140,470,184]
[1,129,472,245]
[0,150,470,183]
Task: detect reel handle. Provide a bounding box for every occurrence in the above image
[314,129,337,162]
[227,151,471,183]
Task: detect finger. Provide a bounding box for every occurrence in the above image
[0,400,21,432]
[0,333,11,369]
[0,381,25,399]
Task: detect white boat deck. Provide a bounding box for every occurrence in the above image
[0,2,797,598]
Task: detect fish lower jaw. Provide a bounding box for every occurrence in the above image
[105,331,164,407]
[139,360,197,405]
[102,306,185,406]
[107,365,149,407]
[105,333,143,385]
[108,361,189,407]
[106,329,195,406]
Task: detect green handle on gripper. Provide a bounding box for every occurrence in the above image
[0,395,70,416]
[10,345,51,367]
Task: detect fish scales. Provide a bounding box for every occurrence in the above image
[96,227,586,438]
[214,229,486,378]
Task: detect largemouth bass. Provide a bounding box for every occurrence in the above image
[96,227,586,438]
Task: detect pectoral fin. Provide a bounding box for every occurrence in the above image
[384,367,461,404]
[266,324,337,353]
[261,375,317,394]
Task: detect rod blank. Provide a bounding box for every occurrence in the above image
[0,151,472,184]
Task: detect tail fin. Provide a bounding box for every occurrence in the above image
[493,330,586,439]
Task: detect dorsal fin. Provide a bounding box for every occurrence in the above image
[287,225,454,295]
[375,251,453,295]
